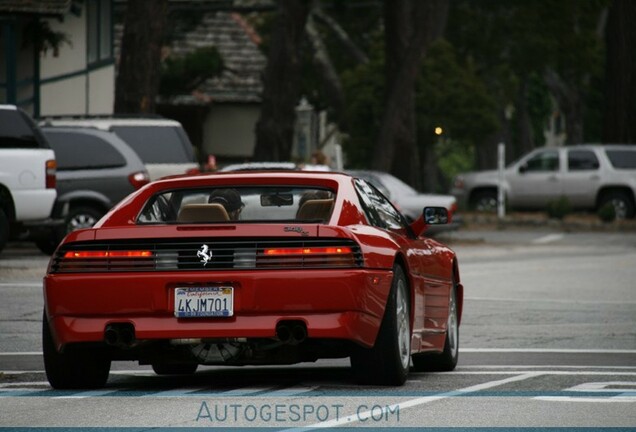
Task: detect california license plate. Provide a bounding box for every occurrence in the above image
[174,287,233,318]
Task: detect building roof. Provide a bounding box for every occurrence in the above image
[0,0,71,15]
[168,11,267,105]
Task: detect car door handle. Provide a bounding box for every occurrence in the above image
[548,175,558,181]
[589,175,600,181]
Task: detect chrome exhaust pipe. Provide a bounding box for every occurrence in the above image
[276,324,292,344]
[291,324,307,344]
[104,326,119,346]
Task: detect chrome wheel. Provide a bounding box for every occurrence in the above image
[68,213,98,231]
[609,198,628,220]
[396,278,411,370]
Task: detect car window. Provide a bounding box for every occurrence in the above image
[0,109,50,149]
[605,149,636,169]
[111,125,193,164]
[524,150,559,172]
[44,130,126,170]
[354,178,410,235]
[568,150,599,171]
[138,186,335,224]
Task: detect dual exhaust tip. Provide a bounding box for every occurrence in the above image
[276,321,307,345]
[104,323,135,348]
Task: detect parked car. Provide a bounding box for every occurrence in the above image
[0,105,63,253]
[39,116,198,180]
[347,170,460,228]
[451,144,636,219]
[43,171,462,389]
[35,127,150,254]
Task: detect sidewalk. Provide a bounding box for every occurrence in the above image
[458,211,636,232]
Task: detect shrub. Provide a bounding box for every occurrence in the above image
[546,196,572,220]
[597,202,616,223]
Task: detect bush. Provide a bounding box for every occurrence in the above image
[597,202,616,223]
[546,196,572,220]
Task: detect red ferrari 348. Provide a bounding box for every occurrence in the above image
[43,171,463,388]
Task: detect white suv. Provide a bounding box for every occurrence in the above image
[39,117,199,181]
[452,144,636,219]
[0,105,62,253]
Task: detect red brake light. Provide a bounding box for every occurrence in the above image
[45,159,56,189]
[128,171,150,189]
[264,247,352,256]
[63,250,153,259]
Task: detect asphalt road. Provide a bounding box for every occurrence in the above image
[0,229,635,429]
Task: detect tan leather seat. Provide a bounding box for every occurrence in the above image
[177,203,230,223]
[296,199,334,222]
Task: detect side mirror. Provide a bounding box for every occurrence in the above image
[423,206,449,225]
[519,163,528,174]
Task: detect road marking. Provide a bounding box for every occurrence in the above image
[461,348,636,354]
[465,296,636,305]
[535,381,636,403]
[282,373,541,431]
[0,283,41,287]
[532,233,565,244]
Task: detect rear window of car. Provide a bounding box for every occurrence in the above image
[138,186,335,224]
[0,109,50,149]
[111,125,194,164]
[43,130,126,170]
[605,149,636,169]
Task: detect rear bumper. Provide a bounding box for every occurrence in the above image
[44,268,393,350]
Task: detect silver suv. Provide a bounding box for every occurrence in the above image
[451,145,636,219]
[39,117,198,180]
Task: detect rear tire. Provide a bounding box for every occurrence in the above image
[470,190,498,212]
[350,265,410,386]
[34,226,66,255]
[66,205,104,232]
[412,279,459,372]
[599,191,635,220]
[152,363,198,375]
[43,310,111,389]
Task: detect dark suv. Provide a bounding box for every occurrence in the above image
[37,127,150,253]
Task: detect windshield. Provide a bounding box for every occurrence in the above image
[138,186,335,224]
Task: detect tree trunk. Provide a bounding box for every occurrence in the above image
[114,0,168,114]
[253,0,311,161]
[544,69,584,145]
[516,77,535,157]
[373,0,449,190]
[602,0,636,144]
[306,8,344,122]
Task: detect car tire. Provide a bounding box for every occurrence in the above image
[0,208,9,254]
[411,278,459,372]
[34,226,66,255]
[350,265,410,386]
[470,190,498,212]
[599,191,635,220]
[152,363,198,375]
[66,205,104,233]
[43,310,111,389]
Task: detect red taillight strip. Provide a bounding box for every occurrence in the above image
[63,250,153,259]
[264,246,353,256]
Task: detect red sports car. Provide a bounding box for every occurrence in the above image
[43,171,463,388]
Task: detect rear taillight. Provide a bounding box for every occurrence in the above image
[128,171,150,189]
[57,249,155,272]
[258,246,356,268]
[45,159,56,189]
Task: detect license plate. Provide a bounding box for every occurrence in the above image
[174,287,233,318]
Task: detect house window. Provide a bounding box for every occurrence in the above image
[87,0,112,66]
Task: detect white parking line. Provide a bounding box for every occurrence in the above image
[465,296,636,305]
[0,283,41,287]
[532,233,565,244]
[461,348,636,354]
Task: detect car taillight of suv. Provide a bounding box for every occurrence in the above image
[128,171,150,189]
[46,159,57,189]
